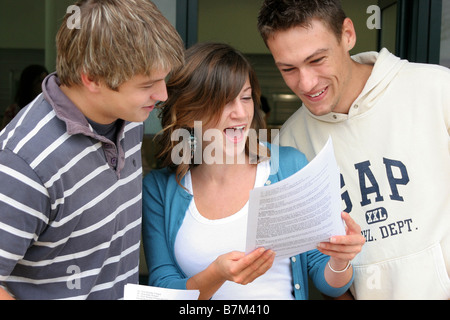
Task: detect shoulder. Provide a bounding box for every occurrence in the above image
[404,60,450,74]
[280,145,308,174]
[266,143,308,179]
[143,167,174,190]
[279,144,307,159]
[279,144,307,165]
[398,59,450,84]
[143,167,190,200]
[0,95,53,150]
[280,107,307,133]
[269,142,307,162]
[266,142,303,155]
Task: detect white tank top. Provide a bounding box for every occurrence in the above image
[174,160,294,300]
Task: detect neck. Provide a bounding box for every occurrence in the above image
[192,157,254,184]
[60,84,114,124]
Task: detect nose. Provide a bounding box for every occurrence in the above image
[297,68,318,94]
[151,81,168,102]
[229,99,248,118]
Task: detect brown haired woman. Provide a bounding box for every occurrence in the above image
[142,42,364,300]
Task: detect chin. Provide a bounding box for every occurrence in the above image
[224,145,247,162]
[305,105,333,116]
[127,113,150,123]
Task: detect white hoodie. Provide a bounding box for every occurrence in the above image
[279,48,450,300]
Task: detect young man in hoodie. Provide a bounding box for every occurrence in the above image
[0,0,184,300]
[258,0,450,299]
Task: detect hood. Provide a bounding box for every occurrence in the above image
[352,48,408,108]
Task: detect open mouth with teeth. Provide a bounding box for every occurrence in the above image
[307,87,328,99]
[224,125,246,143]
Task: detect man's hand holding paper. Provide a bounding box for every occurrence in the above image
[317,211,365,263]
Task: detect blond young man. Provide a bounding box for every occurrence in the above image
[258,0,450,299]
[0,0,184,300]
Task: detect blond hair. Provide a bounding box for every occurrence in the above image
[56,0,184,90]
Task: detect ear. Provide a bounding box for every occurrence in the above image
[80,72,101,93]
[341,18,357,52]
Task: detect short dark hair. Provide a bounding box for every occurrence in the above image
[257,0,347,44]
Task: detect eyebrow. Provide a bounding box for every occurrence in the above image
[138,77,165,86]
[305,48,329,62]
[138,80,154,85]
[276,48,329,67]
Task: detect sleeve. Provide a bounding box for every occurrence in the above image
[306,249,354,298]
[142,170,188,290]
[0,149,50,280]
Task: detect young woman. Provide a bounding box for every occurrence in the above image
[142,43,364,300]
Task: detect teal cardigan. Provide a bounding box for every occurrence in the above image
[142,145,353,299]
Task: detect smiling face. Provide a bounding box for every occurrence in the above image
[204,78,254,160]
[95,70,170,124]
[157,43,267,181]
[267,18,357,116]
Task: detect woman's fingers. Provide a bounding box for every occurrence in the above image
[239,249,276,284]
[223,248,275,285]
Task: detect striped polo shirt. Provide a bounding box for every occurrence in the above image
[0,74,143,299]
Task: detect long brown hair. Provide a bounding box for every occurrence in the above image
[156,42,268,186]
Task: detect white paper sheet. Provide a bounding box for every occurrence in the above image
[246,137,345,259]
[124,284,200,300]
